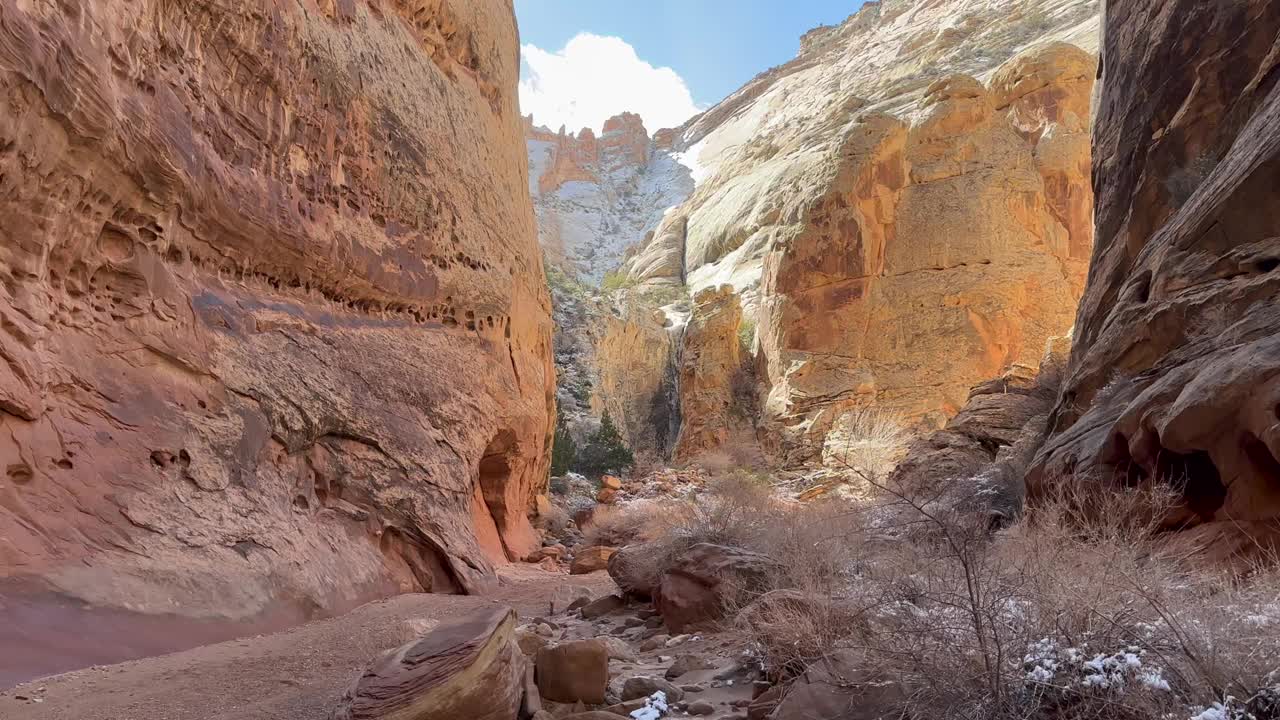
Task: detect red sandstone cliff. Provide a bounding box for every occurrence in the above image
[0,0,553,620]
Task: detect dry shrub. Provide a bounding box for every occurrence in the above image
[534,502,571,536]
[581,500,682,548]
[772,470,1280,720]
[821,407,911,477]
[597,461,1280,720]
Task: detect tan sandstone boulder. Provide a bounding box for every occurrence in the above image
[570,546,618,575]
[1028,0,1280,562]
[535,639,610,704]
[334,606,524,720]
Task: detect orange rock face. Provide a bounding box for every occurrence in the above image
[526,111,652,195]
[674,286,750,462]
[1029,1,1280,561]
[0,0,553,619]
[758,43,1096,465]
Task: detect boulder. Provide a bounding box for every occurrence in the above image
[598,636,640,663]
[570,546,618,575]
[1026,0,1280,564]
[535,639,610,704]
[551,586,594,614]
[607,545,661,599]
[596,488,620,505]
[688,700,716,716]
[334,606,524,720]
[665,654,714,680]
[579,594,626,620]
[516,627,550,657]
[601,475,623,490]
[654,544,780,632]
[526,545,566,563]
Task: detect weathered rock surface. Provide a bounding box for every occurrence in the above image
[756,40,1096,465]
[673,286,751,461]
[334,606,524,720]
[607,544,661,600]
[654,543,780,632]
[526,114,692,283]
[610,0,1100,467]
[535,638,610,704]
[1028,0,1280,559]
[0,0,553,619]
[771,650,905,720]
[890,361,1060,519]
[590,301,680,458]
[570,546,618,576]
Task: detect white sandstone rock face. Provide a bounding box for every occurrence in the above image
[526,113,693,284]
[531,0,1102,466]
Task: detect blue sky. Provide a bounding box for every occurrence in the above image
[515,1,865,133]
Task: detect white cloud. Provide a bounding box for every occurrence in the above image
[519,33,701,135]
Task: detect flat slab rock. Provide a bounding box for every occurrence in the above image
[335,605,525,720]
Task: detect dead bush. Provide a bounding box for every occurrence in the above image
[534,502,571,536]
[821,407,911,477]
[761,469,1280,720]
[581,501,682,548]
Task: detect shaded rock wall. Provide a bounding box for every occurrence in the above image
[0,0,553,619]
[673,286,751,462]
[1029,0,1280,560]
[591,304,680,460]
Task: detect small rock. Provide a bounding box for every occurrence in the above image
[516,628,549,656]
[665,653,713,680]
[681,684,706,693]
[579,593,625,619]
[664,634,690,647]
[688,700,716,716]
[639,634,670,651]
[621,676,685,703]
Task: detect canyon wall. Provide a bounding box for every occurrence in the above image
[526,113,693,283]
[0,0,553,620]
[617,0,1100,466]
[1029,0,1280,560]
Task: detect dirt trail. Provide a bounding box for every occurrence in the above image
[0,566,613,720]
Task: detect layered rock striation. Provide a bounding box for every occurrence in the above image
[1028,0,1280,560]
[526,113,693,283]
[539,0,1103,469]
[0,0,553,619]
